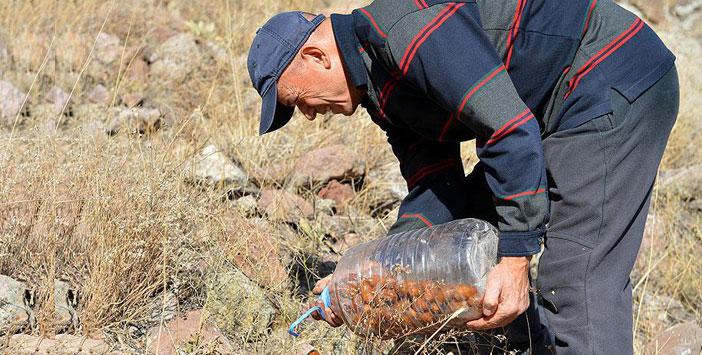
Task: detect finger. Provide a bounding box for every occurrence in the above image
[325,307,343,327]
[468,302,523,330]
[482,274,502,317]
[312,275,331,294]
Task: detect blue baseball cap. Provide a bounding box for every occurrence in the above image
[247,12,325,135]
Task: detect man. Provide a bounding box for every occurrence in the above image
[247,0,678,353]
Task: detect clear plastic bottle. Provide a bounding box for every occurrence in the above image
[289,218,499,339]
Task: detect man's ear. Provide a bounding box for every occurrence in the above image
[300,45,331,70]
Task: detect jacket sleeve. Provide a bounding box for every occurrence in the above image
[386,2,548,256]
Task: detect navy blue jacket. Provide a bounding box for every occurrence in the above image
[331,0,675,256]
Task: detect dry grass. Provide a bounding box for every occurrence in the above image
[0,0,699,354]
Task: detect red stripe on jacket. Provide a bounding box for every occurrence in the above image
[582,0,598,37]
[501,188,546,201]
[359,8,387,38]
[505,0,527,69]
[456,65,506,116]
[400,213,433,226]
[407,159,458,189]
[413,0,429,9]
[565,19,644,99]
[400,3,465,75]
[485,109,534,145]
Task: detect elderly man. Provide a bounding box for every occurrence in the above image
[247,0,678,353]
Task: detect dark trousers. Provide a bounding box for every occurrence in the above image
[389,65,680,354]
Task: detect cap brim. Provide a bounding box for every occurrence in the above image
[259,84,295,135]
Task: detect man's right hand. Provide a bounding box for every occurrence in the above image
[310,275,344,327]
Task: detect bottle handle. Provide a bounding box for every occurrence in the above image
[288,287,331,337]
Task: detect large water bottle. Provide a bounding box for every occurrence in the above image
[289,218,499,339]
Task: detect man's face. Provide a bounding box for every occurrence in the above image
[276,46,359,121]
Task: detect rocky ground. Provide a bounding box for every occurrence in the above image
[0,0,700,354]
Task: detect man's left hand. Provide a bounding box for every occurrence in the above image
[466,256,532,330]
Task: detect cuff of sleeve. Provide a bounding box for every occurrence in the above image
[497,229,544,257]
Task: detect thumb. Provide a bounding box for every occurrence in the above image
[482,273,501,317]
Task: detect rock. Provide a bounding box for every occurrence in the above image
[147,309,234,355]
[242,87,261,114]
[87,84,110,104]
[318,180,355,211]
[0,40,9,65]
[53,280,77,332]
[0,81,26,125]
[639,293,696,328]
[364,160,408,216]
[232,195,258,216]
[94,33,122,64]
[206,268,276,340]
[107,107,162,135]
[645,322,702,355]
[45,86,70,114]
[146,26,179,47]
[332,232,363,254]
[8,334,112,354]
[205,41,229,66]
[0,276,29,335]
[149,33,201,83]
[146,291,177,325]
[659,164,702,201]
[315,197,337,216]
[183,145,248,188]
[317,213,375,250]
[628,0,702,25]
[291,145,365,188]
[257,189,314,223]
[126,57,149,83]
[225,219,288,289]
[121,92,144,108]
[630,0,669,24]
[250,161,290,186]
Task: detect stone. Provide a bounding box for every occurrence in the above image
[250,161,290,186]
[225,219,288,289]
[53,280,77,332]
[0,81,26,125]
[146,291,177,325]
[8,334,112,354]
[315,197,337,216]
[318,180,355,210]
[291,145,365,188]
[232,195,258,216]
[126,57,149,83]
[183,145,248,188]
[121,92,144,108]
[332,232,363,254]
[45,86,70,114]
[630,0,669,24]
[364,160,408,216]
[0,275,29,335]
[257,189,314,223]
[87,84,110,104]
[206,268,276,340]
[106,107,162,135]
[316,213,375,250]
[149,33,201,83]
[645,322,702,355]
[147,309,234,355]
[639,293,696,328]
[0,40,9,64]
[205,41,229,65]
[94,33,122,64]
[659,164,702,201]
